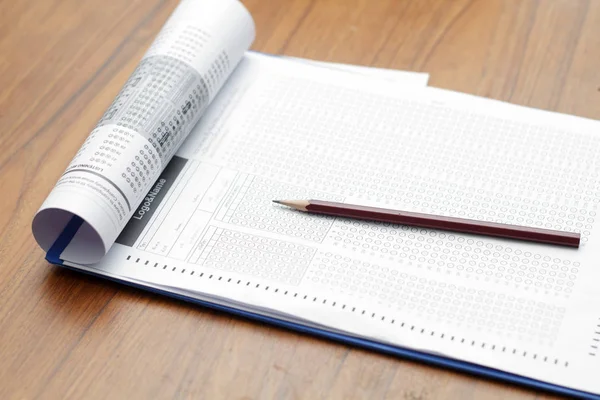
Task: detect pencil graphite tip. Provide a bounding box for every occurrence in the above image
[272,199,309,211]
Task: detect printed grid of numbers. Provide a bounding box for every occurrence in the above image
[307,251,566,344]
[221,77,600,246]
[193,227,316,285]
[216,175,344,243]
[98,55,208,163]
[213,75,600,297]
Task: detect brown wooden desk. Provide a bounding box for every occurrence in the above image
[1,0,598,398]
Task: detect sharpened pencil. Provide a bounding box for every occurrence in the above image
[273,199,580,248]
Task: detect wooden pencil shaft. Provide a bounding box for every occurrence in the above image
[304,200,580,248]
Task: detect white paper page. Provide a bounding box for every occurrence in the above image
[68,53,600,395]
[32,0,255,264]
[286,55,429,86]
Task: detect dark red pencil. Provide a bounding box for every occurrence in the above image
[273,199,580,248]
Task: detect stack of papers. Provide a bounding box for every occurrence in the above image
[31,0,600,397]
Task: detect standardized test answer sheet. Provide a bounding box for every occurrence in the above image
[31,0,600,396]
[31,0,428,265]
[61,52,600,394]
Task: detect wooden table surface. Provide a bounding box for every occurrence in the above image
[1,0,599,398]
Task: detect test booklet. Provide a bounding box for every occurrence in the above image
[32,0,600,397]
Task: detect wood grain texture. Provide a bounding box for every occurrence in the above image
[1,0,598,398]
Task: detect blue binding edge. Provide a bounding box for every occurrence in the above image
[46,220,599,399]
[46,215,84,264]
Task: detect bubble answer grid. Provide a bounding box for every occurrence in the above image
[218,77,599,245]
[124,252,572,368]
[206,74,600,312]
[98,55,209,164]
[306,251,566,344]
[216,174,343,242]
[325,219,579,296]
[194,227,317,285]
